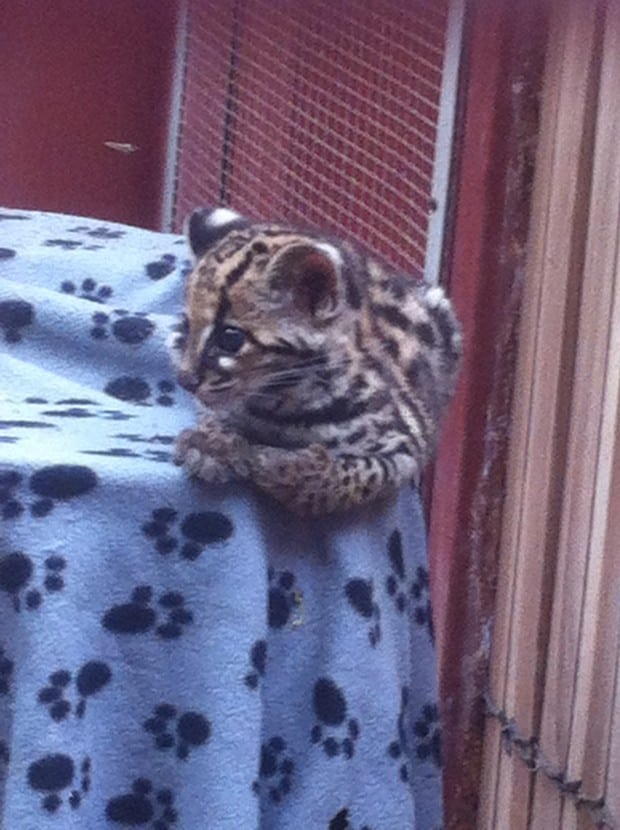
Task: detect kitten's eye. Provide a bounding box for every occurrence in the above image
[216,325,246,353]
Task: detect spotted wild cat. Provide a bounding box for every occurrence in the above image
[171,207,461,516]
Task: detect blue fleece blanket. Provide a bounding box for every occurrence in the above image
[0,208,442,830]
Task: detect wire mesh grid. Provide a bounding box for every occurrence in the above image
[174,0,449,274]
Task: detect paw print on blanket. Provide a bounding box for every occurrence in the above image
[60,277,113,303]
[106,778,178,828]
[142,507,234,560]
[311,678,360,759]
[413,702,442,767]
[0,470,23,519]
[0,646,14,695]
[388,691,442,777]
[102,585,193,640]
[0,551,66,611]
[0,464,98,520]
[44,238,82,250]
[27,753,91,813]
[252,736,295,804]
[90,308,155,344]
[0,247,16,259]
[37,661,112,721]
[387,686,412,783]
[344,578,381,646]
[0,298,34,343]
[145,253,177,280]
[68,224,125,240]
[328,807,373,830]
[144,703,211,760]
[105,376,176,407]
[0,739,9,769]
[386,529,407,613]
[410,564,434,642]
[244,639,267,689]
[0,212,30,221]
[268,569,303,629]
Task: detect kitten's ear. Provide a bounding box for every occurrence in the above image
[268,242,344,323]
[185,207,249,259]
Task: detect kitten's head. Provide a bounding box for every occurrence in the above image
[171,207,358,414]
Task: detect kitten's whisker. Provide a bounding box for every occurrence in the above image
[259,357,353,382]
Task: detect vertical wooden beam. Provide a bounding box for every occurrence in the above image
[428,2,548,827]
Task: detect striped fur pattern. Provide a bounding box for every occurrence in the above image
[171,207,461,515]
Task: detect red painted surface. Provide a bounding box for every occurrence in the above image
[429,2,548,826]
[0,1,180,229]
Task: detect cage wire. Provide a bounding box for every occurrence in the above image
[174,0,448,275]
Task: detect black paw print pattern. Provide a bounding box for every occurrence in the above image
[329,809,351,830]
[145,254,177,280]
[413,702,442,767]
[90,309,155,344]
[0,551,66,612]
[410,565,434,642]
[0,645,14,695]
[105,376,176,407]
[268,569,303,629]
[0,212,30,221]
[244,639,267,690]
[328,807,373,830]
[0,247,16,259]
[142,507,234,561]
[0,298,34,343]
[386,529,407,613]
[0,739,9,769]
[60,277,113,303]
[68,225,125,240]
[144,703,211,760]
[311,678,359,759]
[0,470,22,519]
[106,778,177,828]
[37,661,112,721]
[44,238,82,251]
[252,736,295,804]
[387,686,411,783]
[0,464,98,520]
[344,578,381,646]
[27,754,91,813]
[102,586,193,640]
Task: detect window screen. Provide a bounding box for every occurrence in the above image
[174,0,449,275]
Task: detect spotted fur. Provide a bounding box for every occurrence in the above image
[171,207,461,515]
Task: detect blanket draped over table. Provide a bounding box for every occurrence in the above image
[0,209,443,830]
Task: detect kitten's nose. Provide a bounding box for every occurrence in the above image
[177,370,200,392]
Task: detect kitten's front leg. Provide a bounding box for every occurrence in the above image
[250,445,420,516]
[174,415,252,483]
[175,421,419,515]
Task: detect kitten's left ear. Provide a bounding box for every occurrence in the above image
[185,206,249,259]
[267,242,344,323]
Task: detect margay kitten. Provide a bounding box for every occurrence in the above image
[171,207,461,516]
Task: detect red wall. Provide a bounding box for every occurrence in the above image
[0,1,180,229]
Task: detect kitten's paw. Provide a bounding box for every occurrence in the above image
[174,420,252,482]
[253,443,330,486]
[173,429,233,482]
[173,427,203,467]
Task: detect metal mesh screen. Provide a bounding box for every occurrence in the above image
[174,0,449,274]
